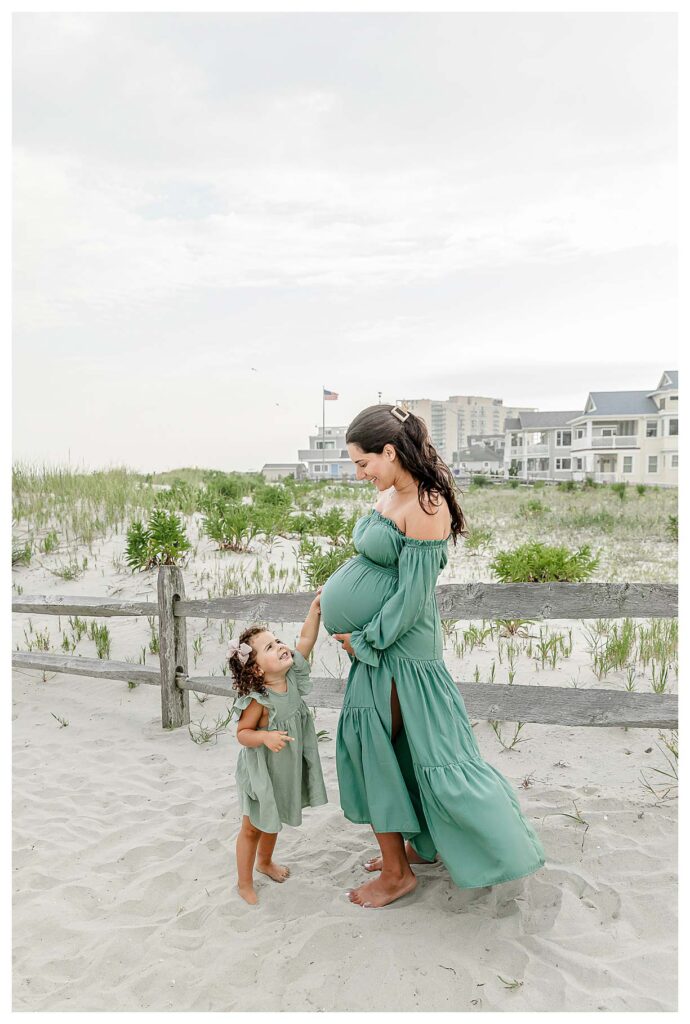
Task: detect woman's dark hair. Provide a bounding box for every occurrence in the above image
[346,404,469,545]
[228,626,270,698]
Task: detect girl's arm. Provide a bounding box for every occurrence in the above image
[295,588,322,660]
[236,699,268,747]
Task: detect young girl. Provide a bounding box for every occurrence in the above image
[228,587,328,905]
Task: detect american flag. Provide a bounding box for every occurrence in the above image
[323,388,339,400]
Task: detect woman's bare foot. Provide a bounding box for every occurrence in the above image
[256,860,290,882]
[363,842,436,872]
[237,883,258,904]
[346,871,417,908]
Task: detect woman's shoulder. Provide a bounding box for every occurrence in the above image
[412,490,451,536]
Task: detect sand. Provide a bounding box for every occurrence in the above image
[12,507,678,1011]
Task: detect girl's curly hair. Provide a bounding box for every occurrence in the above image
[228,626,270,698]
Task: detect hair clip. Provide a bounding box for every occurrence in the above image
[390,405,410,422]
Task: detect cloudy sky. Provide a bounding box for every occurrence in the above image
[13,12,677,472]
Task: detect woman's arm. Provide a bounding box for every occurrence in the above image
[347,535,444,667]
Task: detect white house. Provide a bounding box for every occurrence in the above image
[567,370,678,486]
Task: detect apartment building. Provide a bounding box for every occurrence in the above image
[396,396,536,465]
[297,426,357,481]
[504,411,582,481]
[567,370,678,486]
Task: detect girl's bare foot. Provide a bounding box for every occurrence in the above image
[363,841,436,872]
[237,883,258,904]
[346,871,417,908]
[256,860,290,882]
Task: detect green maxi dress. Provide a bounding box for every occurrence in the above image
[320,508,546,889]
[231,650,328,834]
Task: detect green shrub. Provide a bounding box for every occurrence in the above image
[507,479,520,489]
[125,508,191,570]
[309,507,359,545]
[610,482,628,501]
[667,515,678,541]
[517,498,548,518]
[636,483,647,495]
[557,480,576,492]
[489,541,600,582]
[153,479,199,516]
[41,529,60,553]
[298,537,356,588]
[201,500,263,552]
[12,540,32,566]
[463,525,494,553]
[471,474,490,487]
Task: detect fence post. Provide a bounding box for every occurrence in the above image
[157,565,190,730]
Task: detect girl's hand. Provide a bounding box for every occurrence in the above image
[311,586,323,614]
[262,730,295,753]
[333,633,355,657]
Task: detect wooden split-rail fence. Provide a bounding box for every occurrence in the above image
[12,568,678,731]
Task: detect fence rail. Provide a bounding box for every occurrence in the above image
[12,569,678,731]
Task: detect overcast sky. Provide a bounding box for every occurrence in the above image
[12,12,677,473]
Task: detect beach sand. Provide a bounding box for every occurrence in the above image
[12,666,677,1011]
[12,514,677,1011]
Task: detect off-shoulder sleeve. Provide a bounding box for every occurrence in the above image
[288,649,313,696]
[349,539,444,667]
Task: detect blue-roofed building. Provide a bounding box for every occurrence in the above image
[503,410,583,482]
[566,370,678,486]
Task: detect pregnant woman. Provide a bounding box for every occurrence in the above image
[320,403,545,909]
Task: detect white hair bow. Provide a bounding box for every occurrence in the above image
[227,638,253,666]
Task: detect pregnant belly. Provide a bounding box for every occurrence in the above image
[320,556,398,636]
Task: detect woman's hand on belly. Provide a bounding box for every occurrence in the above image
[333,633,355,657]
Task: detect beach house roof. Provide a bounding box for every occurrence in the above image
[503,411,582,430]
[649,370,678,393]
[574,391,660,417]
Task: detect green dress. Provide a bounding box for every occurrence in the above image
[231,650,328,834]
[320,508,546,889]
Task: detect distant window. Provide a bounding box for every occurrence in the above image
[555,458,571,469]
[670,395,678,402]
[556,430,572,446]
[669,419,678,436]
[623,456,633,473]
[576,428,585,439]
[646,422,658,438]
[648,456,658,473]
[575,458,583,469]
[672,454,678,467]
[659,398,666,410]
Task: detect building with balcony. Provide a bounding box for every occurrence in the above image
[504,411,582,481]
[297,426,357,481]
[566,370,678,486]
